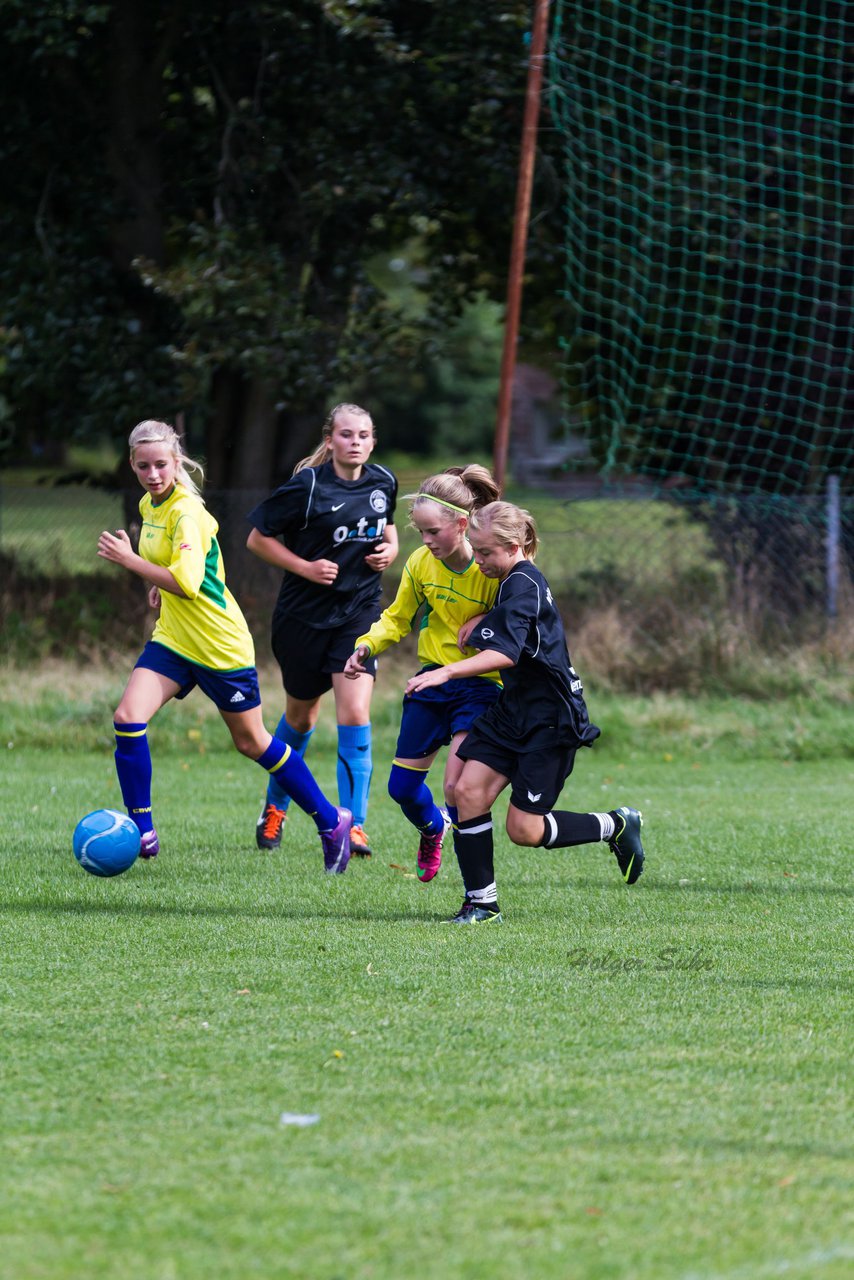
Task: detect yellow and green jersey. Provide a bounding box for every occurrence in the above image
[138,484,255,671]
[355,544,502,682]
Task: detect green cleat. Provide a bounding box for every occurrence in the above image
[442,900,503,925]
[609,806,645,884]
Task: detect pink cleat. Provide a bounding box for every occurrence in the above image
[417,809,452,883]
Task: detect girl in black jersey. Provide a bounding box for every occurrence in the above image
[406,501,645,923]
[246,404,399,857]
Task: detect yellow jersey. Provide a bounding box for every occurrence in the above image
[356,544,501,682]
[138,484,255,671]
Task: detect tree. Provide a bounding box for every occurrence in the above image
[1,1,562,482]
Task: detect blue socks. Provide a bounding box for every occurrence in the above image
[114,722,154,835]
[256,738,338,832]
[337,724,372,826]
[388,762,446,834]
[265,717,314,809]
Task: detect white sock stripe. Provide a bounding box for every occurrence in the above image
[468,882,498,905]
[543,813,558,847]
[592,812,615,841]
[458,819,493,836]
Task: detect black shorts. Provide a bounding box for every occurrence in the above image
[457,722,578,815]
[271,604,379,701]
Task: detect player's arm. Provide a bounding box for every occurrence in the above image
[343,561,423,678]
[405,648,514,694]
[97,529,188,597]
[246,527,339,586]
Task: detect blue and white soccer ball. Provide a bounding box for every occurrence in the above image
[72,809,141,878]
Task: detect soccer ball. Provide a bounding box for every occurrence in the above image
[72,809,141,878]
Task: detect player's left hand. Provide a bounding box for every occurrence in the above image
[405,666,451,696]
[97,528,134,568]
[364,544,393,572]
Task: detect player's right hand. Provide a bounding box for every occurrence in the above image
[343,646,370,679]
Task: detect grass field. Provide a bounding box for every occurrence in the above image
[1,665,852,1279]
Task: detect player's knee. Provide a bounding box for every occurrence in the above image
[231,731,261,759]
[388,764,422,806]
[506,808,543,847]
[454,773,485,816]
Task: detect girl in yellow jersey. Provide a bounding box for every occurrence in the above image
[96,419,352,872]
[343,465,501,882]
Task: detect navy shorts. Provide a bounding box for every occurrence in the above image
[135,640,262,712]
[271,604,379,701]
[395,672,501,761]
[457,721,578,815]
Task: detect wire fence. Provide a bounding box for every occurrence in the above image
[2,480,850,627]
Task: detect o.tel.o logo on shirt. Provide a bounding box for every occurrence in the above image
[370,490,387,513]
[480,628,494,638]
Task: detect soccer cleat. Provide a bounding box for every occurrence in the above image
[320,807,352,875]
[256,801,287,850]
[139,828,160,859]
[443,900,503,925]
[609,806,645,884]
[416,808,452,883]
[349,823,372,858]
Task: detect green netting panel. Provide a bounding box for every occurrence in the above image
[549,0,854,497]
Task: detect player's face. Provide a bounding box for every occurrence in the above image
[412,503,466,561]
[328,411,376,469]
[131,443,178,499]
[470,529,520,579]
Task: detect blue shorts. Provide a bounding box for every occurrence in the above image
[135,641,262,713]
[395,671,501,761]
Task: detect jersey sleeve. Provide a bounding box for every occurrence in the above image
[355,554,425,656]
[246,472,313,541]
[466,572,535,665]
[165,510,207,600]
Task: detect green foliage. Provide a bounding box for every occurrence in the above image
[1,1,552,471]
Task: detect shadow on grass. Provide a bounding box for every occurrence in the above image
[0,896,439,924]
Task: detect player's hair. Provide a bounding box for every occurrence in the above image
[406,464,499,523]
[129,419,205,497]
[293,403,375,474]
[469,501,539,561]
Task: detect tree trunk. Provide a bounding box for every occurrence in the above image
[105,1,180,268]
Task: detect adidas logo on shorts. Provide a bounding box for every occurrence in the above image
[229,691,246,703]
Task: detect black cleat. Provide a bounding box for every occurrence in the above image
[256,802,287,850]
[609,806,645,884]
[442,900,503,925]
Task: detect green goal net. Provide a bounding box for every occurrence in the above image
[548,0,854,501]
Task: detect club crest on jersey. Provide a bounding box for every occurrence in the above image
[370,490,388,513]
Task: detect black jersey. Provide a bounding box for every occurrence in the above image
[247,461,398,629]
[466,561,600,751]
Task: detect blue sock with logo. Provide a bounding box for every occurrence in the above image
[388,763,445,834]
[114,722,154,835]
[266,718,314,809]
[337,723,372,826]
[256,737,338,832]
